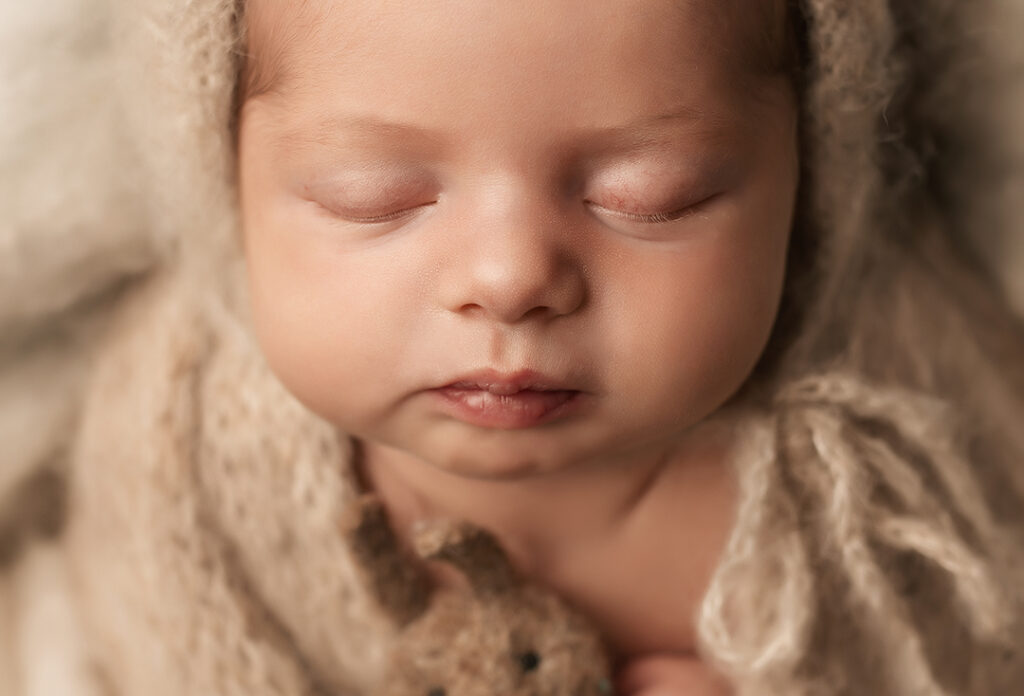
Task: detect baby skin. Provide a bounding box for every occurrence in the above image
[238,0,799,693]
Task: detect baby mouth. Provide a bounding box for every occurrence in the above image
[431,372,582,429]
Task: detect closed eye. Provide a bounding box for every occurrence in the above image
[585,193,719,224]
[314,200,438,224]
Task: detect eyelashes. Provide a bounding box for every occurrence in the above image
[317,194,717,227]
[327,201,438,224]
[311,190,720,228]
[584,194,718,225]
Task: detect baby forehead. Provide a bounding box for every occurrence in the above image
[240,0,792,102]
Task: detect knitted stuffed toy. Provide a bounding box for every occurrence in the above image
[343,495,613,696]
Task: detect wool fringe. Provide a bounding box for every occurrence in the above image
[699,373,1018,695]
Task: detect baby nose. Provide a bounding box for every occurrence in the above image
[441,211,586,324]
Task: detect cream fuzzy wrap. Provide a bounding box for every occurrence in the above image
[2,1,1024,695]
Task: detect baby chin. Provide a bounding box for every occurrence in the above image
[408,416,665,482]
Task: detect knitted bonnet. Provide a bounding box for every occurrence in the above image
[4,1,1024,695]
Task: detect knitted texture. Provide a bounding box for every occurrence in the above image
[700,377,1024,694]
[2,0,1024,694]
[68,273,398,696]
[343,500,613,695]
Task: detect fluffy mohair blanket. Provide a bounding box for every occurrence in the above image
[2,1,1024,695]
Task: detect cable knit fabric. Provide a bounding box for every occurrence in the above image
[3,0,1024,694]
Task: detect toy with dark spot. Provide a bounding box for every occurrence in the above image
[343,494,615,696]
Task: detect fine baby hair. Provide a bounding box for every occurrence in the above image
[2,1,1024,695]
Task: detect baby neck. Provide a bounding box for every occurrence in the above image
[353,420,733,575]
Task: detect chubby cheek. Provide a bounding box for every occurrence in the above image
[242,205,424,429]
[602,220,787,433]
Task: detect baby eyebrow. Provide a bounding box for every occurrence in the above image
[278,106,721,155]
[580,108,726,152]
[279,115,448,153]
[585,106,708,136]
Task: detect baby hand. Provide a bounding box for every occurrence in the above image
[615,655,733,696]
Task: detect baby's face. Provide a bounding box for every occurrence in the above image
[238,0,798,478]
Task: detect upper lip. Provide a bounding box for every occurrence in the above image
[439,369,577,395]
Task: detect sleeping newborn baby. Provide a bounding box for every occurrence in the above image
[236,1,798,693]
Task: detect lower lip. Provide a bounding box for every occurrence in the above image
[430,387,582,429]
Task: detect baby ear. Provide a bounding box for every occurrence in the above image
[412,518,518,596]
[341,494,431,626]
